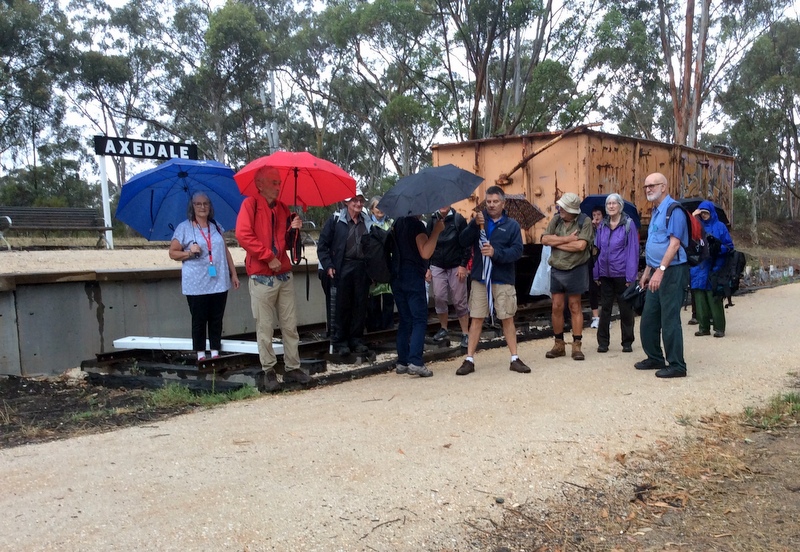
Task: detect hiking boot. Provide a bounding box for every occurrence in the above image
[687,317,698,325]
[590,317,599,329]
[432,328,449,342]
[634,358,667,370]
[622,345,633,353]
[284,369,312,384]
[460,333,469,349]
[408,364,433,377]
[395,363,409,374]
[545,339,566,358]
[509,359,531,373]
[713,330,725,338]
[335,345,351,356]
[694,329,711,336]
[571,340,585,361]
[262,370,280,392]
[456,359,475,376]
[655,366,687,378]
[597,345,609,353]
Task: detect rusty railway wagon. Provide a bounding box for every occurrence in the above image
[432,127,735,301]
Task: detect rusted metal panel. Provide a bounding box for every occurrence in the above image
[432,129,735,242]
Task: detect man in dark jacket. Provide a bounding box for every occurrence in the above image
[317,190,374,356]
[426,206,471,348]
[455,186,530,376]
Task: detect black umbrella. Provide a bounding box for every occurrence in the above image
[377,164,484,219]
[678,197,730,226]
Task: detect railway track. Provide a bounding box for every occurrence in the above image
[80,299,585,393]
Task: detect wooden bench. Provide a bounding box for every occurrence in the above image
[0,206,112,249]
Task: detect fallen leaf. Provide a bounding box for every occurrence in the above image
[397,448,405,455]
[442,443,452,448]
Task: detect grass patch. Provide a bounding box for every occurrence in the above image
[0,401,13,425]
[149,383,259,409]
[743,391,800,429]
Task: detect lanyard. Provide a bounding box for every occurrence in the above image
[197,223,213,264]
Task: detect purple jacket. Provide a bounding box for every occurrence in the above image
[593,215,639,282]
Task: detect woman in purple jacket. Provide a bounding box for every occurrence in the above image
[593,193,640,353]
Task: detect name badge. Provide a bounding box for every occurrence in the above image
[208,265,217,277]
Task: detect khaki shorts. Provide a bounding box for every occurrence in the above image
[469,281,517,320]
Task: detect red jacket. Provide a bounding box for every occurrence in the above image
[236,194,294,276]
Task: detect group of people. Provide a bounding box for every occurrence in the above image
[167,168,734,387]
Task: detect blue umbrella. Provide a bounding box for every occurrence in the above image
[580,194,641,228]
[116,158,244,241]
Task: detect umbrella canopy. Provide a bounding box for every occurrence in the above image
[678,197,730,226]
[378,164,484,219]
[115,158,244,241]
[580,194,641,228]
[474,194,545,229]
[233,151,356,208]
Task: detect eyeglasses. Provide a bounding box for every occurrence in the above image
[643,184,661,190]
[193,202,210,207]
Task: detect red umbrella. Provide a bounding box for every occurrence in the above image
[233,151,356,209]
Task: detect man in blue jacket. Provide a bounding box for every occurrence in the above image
[456,186,530,376]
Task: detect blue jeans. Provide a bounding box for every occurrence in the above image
[392,275,428,367]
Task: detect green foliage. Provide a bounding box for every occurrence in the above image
[743,391,800,429]
[149,382,259,408]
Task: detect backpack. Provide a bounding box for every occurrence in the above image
[709,249,747,304]
[361,224,396,284]
[665,203,709,267]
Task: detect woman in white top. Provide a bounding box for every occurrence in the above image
[169,192,240,361]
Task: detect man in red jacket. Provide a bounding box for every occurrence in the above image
[236,166,311,391]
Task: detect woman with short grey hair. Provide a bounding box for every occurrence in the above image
[592,193,640,353]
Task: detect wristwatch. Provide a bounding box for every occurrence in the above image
[659,265,666,272]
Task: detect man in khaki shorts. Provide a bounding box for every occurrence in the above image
[456,186,530,376]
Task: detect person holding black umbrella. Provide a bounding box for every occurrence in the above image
[169,192,240,362]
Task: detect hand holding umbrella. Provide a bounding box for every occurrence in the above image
[475,210,495,323]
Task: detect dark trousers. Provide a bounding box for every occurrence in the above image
[694,289,725,332]
[319,268,333,337]
[640,265,689,370]
[597,276,635,348]
[334,259,369,347]
[367,293,395,331]
[186,291,228,351]
[392,276,428,367]
[588,265,600,311]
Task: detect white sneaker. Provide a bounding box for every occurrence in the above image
[590,317,599,329]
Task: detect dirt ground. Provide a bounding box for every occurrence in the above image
[1,223,799,551]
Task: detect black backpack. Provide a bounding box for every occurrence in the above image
[710,249,747,304]
[361,224,396,284]
[665,203,710,267]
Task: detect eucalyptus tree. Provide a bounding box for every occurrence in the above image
[156,0,300,166]
[434,0,604,139]
[719,19,800,220]
[302,0,450,179]
[0,0,77,169]
[655,0,790,147]
[66,0,169,190]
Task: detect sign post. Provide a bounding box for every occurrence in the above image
[93,136,199,249]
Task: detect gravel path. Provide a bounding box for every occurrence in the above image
[1,284,797,551]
